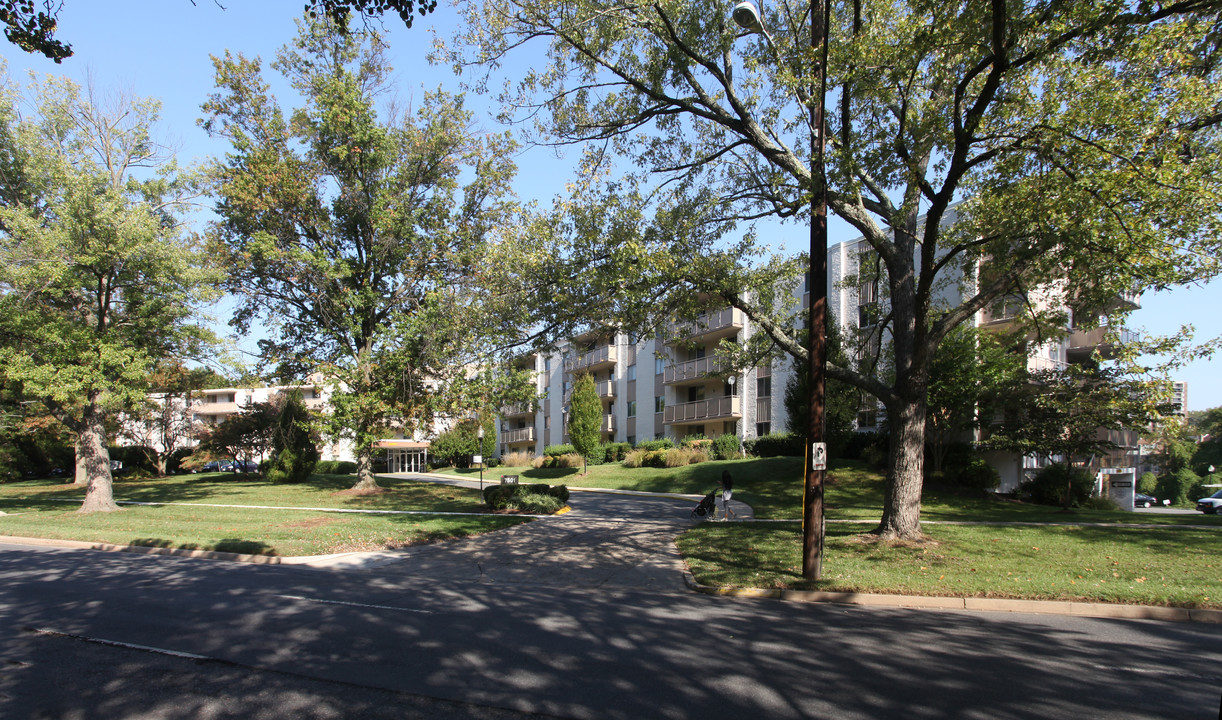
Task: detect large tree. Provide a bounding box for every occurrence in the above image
[202,16,522,492]
[567,372,601,475]
[0,73,215,511]
[443,0,1222,539]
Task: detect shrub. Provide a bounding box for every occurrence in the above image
[681,435,711,451]
[482,483,569,511]
[314,460,357,475]
[712,433,742,460]
[556,453,584,468]
[951,457,1000,490]
[643,450,669,468]
[501,451,535,468]
[635,438,675,452]
[622,450,646,468]
[1138,471,1158,495]
[747,433,804,458]
[845,431,889,463]
[531,455,547,469]
[1019,463,1094,507]
[543,444,577,457]
[1082,495,1119,511]
[265,390,320,483]
[1156,468,1201,506]
[602,442,633,463]
[664,448,692,467]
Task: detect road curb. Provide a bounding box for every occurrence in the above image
[0,534,285,564]
[681,571,1222,624]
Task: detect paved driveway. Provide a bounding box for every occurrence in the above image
[305,476,751,592]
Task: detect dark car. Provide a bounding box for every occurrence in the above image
[1134,493,1157,508]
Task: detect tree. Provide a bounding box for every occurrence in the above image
[0,73,215,512]
[202,16,522,493]
[0,0,437,63]
[784,312,856,458]
[567,373,601,475]
[265,390,320,483]
[197,402,277,470]
[445,0,1222,539]
[117,362,216,476]
[924,325,1023,473]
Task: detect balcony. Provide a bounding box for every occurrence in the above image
[501,427,536,444]
[667,308,744,345]
[664,355,728,385]
[198,402,240,415]
[1027,356,1069,373]
[663,396,742,425]
[1066,327,1137,362]
[980,296,1025,328]
[564,344,618,373]
[602,414,616,433]
[501,402,536,418]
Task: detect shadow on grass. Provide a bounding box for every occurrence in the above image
[129,537,278,557]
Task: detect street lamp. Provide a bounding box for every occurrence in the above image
[733,0,829,580]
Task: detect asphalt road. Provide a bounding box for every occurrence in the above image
[2,485,1221,720]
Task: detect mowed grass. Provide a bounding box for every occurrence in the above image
[677,522,1222,608]
[0,473,525,556]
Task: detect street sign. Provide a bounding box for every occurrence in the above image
[811,442,827,471]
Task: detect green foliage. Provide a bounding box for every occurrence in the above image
[1156,468,1202,507]
[712,433,742,461]
[430,422,484,468]
[1138,472,1158,495]
[1191,438,1222,477]
[1019,464,1094,507]
[600,442,633,463]
[482,483,569,511]
[265,391,321,484]
[201,16,523,491]
[745,433,804,458]
[783,313,857,458]
[543,444,577,457]
[635,438,675,452]
[567,373,602,471]
[315,460,358,475]
[199,403,278,470]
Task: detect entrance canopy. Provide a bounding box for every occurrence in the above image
[374,439,430,473]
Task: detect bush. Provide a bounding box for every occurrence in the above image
[635,438,675,452]
[1082,495,1119,511]
[712,434,742,460]
[681,435,711,451]
[746,433,804,458]
[543,444,577,457]
[315,460,357,475]
[556,453,584,468]
[1019,463,1094,507]
[501,451,534,467]
[1156,468,1202,506]
[602,442,633,463]
[1138,471,1158,495]
[482,483,569,511]
[622,450,646,468]
[845,432,889,463]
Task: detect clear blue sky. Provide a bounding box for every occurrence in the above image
[3,0,1218,410]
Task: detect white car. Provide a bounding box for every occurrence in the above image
[1196,489,1222,514]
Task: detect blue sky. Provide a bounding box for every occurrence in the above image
[3,0,1218,410]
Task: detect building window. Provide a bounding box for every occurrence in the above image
[545,415,551,429]
[724,421,737,435]
[688,386,705,403]
[757,377,771,397]
[627,363,637,381]
[655,356,665,375]
[655,396,665,413]
[627,435,636,445]
[627,400,637,418]
[857,409,877,428]
[655,432,665,440]
[756,422,771,436]
[544,357,551,374]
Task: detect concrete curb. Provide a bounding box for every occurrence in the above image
[681,571,1222,624]
[0,534,286,564]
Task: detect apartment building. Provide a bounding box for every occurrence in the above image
[496,307,798,456]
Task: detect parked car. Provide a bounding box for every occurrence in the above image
[235,461,258,473]
[1134,493,1158,508]
[1196,489,1222,514]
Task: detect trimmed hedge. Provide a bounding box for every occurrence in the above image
[482,483,570,511]
[635,438,675,452]
[543,444,577,457]
[745,433,804,458]
[315,460,358,475]
[712,433,741,460]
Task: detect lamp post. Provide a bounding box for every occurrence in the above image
[733,0,829,580]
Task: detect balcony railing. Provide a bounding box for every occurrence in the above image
[501,427,536,444]
[663,396,742,425]
[197,402,240,414]
[664,355,727,385]
[564,344,618,373]
[602,414,616,433]
[501,402,536,418]
[1027,356,1069,373]
[667,308,744,345]
[1067,327,1137,358]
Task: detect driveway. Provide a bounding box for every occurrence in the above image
[303,475,752,592]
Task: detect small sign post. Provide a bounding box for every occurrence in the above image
[811,442,827,471]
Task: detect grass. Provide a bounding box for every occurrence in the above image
[0,472,525,557]
[677,522,1222,608]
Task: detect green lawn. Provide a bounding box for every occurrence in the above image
[677,522,1222,608]
[0,472,525,556]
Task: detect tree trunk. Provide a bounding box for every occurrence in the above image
[350,437,382,492]
[874,398,926,539]
[77,404,119,513]
[73,433,88,486]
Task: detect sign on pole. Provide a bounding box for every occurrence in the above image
[811,442,827,471]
